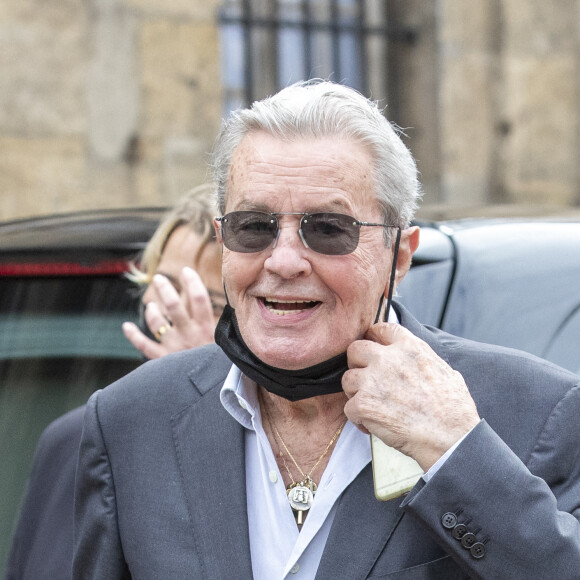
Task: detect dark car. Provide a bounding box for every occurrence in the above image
[0,211,579,573]
[0,208,164,569]
[398,218,580,375]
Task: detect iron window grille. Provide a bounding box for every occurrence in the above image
[218,0,416,115]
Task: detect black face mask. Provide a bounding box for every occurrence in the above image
[214,304,348,401]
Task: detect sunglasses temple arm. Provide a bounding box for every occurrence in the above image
[383,227,402,323]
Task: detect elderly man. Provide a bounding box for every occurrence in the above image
[73,81,580,579]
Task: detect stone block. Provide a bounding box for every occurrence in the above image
[0,0,87,135]
[83,159,137,210]
[441,173,491,207]
[134,163,163,206]
[140,19,222,140]
[0,136,84,220]
[439,55,495,204]
[387,0,441,203]
[1,0,83,29]
[503,0,577,55]
[86,0,140,161]
[502,55,577,204]
[161,136,213,203]
[439,0,495,52]
[125,0,220,20]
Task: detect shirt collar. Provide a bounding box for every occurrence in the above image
[220,366,259,430]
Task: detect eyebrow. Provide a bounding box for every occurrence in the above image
[232,198,353,214]
[232,200,271,212]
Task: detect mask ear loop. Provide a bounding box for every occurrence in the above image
[223,282,231,307]
[374,226,402,324]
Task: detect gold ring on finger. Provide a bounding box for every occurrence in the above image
[155,325,169,341]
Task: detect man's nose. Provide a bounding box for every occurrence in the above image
[264,222,312,279]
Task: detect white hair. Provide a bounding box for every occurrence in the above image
[210,79,422,244]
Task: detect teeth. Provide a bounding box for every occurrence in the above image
[269,308,301,316]
[264,297,313,304]
[263,297,317,316]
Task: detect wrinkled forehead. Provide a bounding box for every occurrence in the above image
[225,132,380,216]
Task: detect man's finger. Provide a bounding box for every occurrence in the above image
[364,321,410,346]
[346,339,377,369]
[347,332,398,368]
[343,397,371,435]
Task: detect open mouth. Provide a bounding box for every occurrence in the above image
[261,297,320,316]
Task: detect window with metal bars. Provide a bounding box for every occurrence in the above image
[217,0,415,115]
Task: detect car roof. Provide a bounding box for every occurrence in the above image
[404,217,580,368]
[0,208,166,252]
[0,208,167,275]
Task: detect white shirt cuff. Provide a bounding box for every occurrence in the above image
[422,422,479,483]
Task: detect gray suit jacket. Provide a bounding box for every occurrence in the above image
[73,304,580,579]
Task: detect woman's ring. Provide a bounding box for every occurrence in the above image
[155,325,169,341]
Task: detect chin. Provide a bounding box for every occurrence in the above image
[253,346,307,370]
[249,337,338,370]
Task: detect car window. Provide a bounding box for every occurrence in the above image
[439,223,580,365]
[397,260,454,327]
[0,275,143,569]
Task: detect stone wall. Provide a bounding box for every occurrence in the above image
[0,0,222,221]
[433,0,580,210]
[1,0,579,221]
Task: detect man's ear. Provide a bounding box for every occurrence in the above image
[393,226,420,287]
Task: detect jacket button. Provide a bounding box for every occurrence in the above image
[452,523,468,540]
[470,542,486,559]
[441,512,457,529]
[461,532,477,548]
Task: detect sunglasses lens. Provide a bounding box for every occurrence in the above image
[221,211,277,253]
[302,213,359,255]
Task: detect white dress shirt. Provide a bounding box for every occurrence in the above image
[221,369,372,579]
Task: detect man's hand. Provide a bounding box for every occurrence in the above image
[122,267,216,359]
[342,323,480,472]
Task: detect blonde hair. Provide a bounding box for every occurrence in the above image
[127,183,218,286]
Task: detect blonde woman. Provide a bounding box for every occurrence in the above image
[122,183,225,358]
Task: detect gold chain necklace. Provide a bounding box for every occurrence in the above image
[261,395,346,525]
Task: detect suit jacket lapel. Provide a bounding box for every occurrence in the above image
[171,352,254,579]
[316,464,405,579]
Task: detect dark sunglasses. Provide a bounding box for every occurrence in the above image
[215,211,398,256]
